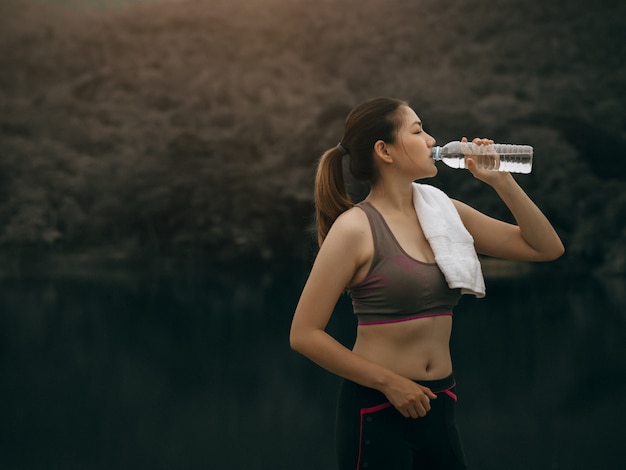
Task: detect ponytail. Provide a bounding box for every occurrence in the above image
[314,147,353,246]
[313,97,407,247]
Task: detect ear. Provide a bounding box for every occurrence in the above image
[373,140,393,164]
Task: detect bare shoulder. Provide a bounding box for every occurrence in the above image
[321,205,372,265]
[451,198,481,224]
[318,205,373,286]
[451,198,470,214]
[330,205,370,238]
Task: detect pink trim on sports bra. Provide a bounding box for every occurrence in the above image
[357,311,453,326]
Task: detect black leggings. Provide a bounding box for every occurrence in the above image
[335,374,468,470]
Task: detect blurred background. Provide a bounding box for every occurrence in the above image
[0,0,624,468]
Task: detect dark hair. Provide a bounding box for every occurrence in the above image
[314,97,407,246]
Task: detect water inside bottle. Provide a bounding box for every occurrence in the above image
[470,154,500,171]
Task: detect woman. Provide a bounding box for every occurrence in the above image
[289,97,564,470]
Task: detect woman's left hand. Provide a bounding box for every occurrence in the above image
[462,136,512,188]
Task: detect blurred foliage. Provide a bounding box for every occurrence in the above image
[0,0,625,272]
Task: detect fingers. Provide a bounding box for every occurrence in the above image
[414,395,432,418]
[401,390,435,419]
[466,157,488,178]
[401,404,425,419]
[423,386,438,400]
[418,388,433,416]
[386,379,438,419]
[465,157,477,171]
[419,394,431,416]
[460,136,494,145]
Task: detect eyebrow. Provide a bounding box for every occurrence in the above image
[411,121,423,129]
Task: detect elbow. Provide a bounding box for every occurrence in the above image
[289,332,300,353]
[551,239,566,260]
[289,328,306,354]
[289,325,322,356]
[554,243,566,260]
[540,242,565,262]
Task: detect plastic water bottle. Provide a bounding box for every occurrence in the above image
[432,141,533,174]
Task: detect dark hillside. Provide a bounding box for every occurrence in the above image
[1,0,625,271]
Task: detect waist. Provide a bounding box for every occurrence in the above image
[339,373,457,403]
[412,372,456,392]
[352,315,453,379]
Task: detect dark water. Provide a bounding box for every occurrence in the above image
[1,262,625,470]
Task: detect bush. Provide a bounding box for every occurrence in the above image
[0,0,624,271]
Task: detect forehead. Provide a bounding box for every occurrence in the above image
[399,106,421,126]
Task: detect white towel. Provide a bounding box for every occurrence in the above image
[412,182,486,298]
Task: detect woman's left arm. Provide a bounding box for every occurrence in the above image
[452,139,565,262]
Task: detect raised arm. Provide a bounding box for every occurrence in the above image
[452,141,565,261]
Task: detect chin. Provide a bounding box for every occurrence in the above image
[426,167,438,178]
[413,165,437,181]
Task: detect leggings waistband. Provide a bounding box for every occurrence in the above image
[340,373,456,398]
[412,373,456,393]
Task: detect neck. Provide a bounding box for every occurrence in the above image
[367,178,415,215]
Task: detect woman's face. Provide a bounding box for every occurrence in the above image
[389,106,438,178]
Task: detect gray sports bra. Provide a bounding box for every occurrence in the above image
[350,202,461,325]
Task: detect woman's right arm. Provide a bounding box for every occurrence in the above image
[289,209,436,418]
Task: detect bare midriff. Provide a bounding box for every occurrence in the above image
[351,315,453,381]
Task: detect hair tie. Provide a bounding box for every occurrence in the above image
[336,143,349,156]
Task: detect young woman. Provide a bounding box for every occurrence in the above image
[289,97,564,470]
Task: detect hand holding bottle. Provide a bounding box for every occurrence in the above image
[432,137,533,174]
[462,137,514,186]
